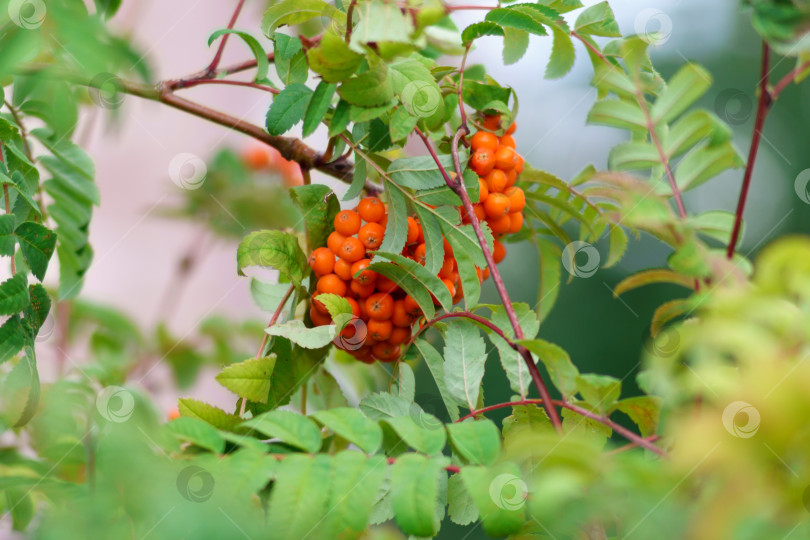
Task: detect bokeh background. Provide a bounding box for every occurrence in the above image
[24,0,810,535]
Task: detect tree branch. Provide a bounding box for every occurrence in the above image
[168,78,279,94]
[415,128,563,431]
[204,0,247,76]
[727,41,772,258]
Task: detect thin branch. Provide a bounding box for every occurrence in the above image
[4,100,33,160]
[415,128,563,431]
[571,31,608,64]
[241,284,296,416]
[345,0,358,43]
[170,78,279,95]
[0,145,15,274]
[410,311,511,345]
[204,0,247,76]
[727,42,772,258]
[771,59,810,100]
[164,52,276,91]
[457,44,471,134]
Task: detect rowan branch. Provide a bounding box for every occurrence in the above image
[204,0,247,76]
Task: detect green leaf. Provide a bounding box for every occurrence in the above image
[266,454,332,540]
[664,110,732,158]
[575,373,621,413]
[608,141,660,170]
[574,1,621,37]
[561,406,611,446]
[22,283,50,339]
[443,319,487,410]
[447,419,501,466]
[0,214,16,256]
[0,274,29,316]
[0,316,26,364]
[388,153,457,190]
[587,99,646,130]
[208,29,272,84]
[502,27,530,65]
[338,58,394,107]
[485,6,549,36]
[688,210,737,245]
[447,473,479,525]
[312,407,383,454]
[307,31,364,83]
[413,205,445,275]
[262,0,345,35]
[610,396,661,437]
[366,266,437,320]
[412,339,460,421]
[289,184,341,251]
[265,340,327,408]
[382,415,447,455]
[266,319,337,349]
[349,0,414,52]
[461,463,526,536]
[518,338,579,399]
[462,21,505,44]
[613,268,695,296]
[375,251,453,311]
[215,356,277,403]
[390,454,444,537]
[651,298,692,336]
[14,222,56,281]
[606,225,628,268]
[273,32,303,60]
[178,398,242,432]
[651,64,713,124]
[534,237,562,324]
[266,83,313,136]
[242,409,322,452]
[276,49,309,85]
[462,81,511,112]
[389,107,419,142]
[667,242,710,277]
[448,230,482,308]
[487,303,539,398]
[546,26,575,79]
[167,417,226,454]
[325,453,388,536]
[236,230,308,284]
[302,82,337,137]
[359,391,413,421]
[674,143,744,192]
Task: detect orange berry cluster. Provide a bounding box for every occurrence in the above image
[307,115,525,364]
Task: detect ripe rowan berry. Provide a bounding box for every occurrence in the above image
[486,169,508,193]
[351,259,377,285]
[358,222,385,250]
[506,121,517,135]
[375,275,400,294]
[470,149,495,176]
[493,240,506,263]
[483,114,501,130]
[317,273,347,297]
[334,210,361,235]
[416,222,425,243]
[441,278,456,299]
[338,236,366,262]
[372,342,401,362]
[484,192,511,218]
[327,231,346,254]
[392,300,412,327]
[439,256,455,278]
[310,304,332,326]
[515,154,524,174]
[505,169,517,188]
[243,145,274,170]
[334,258,353,281]
[483,268,491,280]
[477,177,489,203]
[473,203,486,221]
[504,186,525,213]
[494,146,518,171]
[366,292,394,320]
[471,130,499,152]
[345,297,361,317]
[406,217,420,244]
[413,243,427,265]
[389,327,411,345]
[368,319,393,341]
[309,247,335,276]
[358,196,385,222]
[403,294,421,316]
[499,134,516,149]
[488,213,511,234]
[351,279,375,298]
[509,212,524,234]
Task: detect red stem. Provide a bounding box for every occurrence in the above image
[345,0,358,43]
[415,128,563,431]
[0,146,14,275]
[205,0,247,76]
[771,60,810,100]
[727,42,772,259]
[571,31,608,64]
[173,78,278,94]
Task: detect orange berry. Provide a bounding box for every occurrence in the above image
[334,210,361,236]
[441,278,456,299]
[351,259,377,285]
[389,327,411,345]
[416,222,425,243]
[470,130,499,152]
[443,237,454,256]
[368,319,393,341]
[358,196,385,222]
[375,275,400,294]
[484,193,511,219]
[493,240,506,263]
[403,294,421,316]
[358,222,385,250]
[494,146,518,171]
[413,243,427,265]
[499,134,516,149]
[508,212,524,234]
[309,247,335,276]
[338,236,365,262]
[488,214,511,234]
[392,300,412,327]
[506,121,517,135]
[334,258,353,281]
[485,169,508,193]
[317,273,347,297]
[439,256,455,278]
[243,145,274,170]
[372,342,401,362]
[477,178,489,203]
[310,304,332,326]
[406,217,420,244]
[351,280,376,298]
[515,154,524,174]
[327,231,346,254]
[483,114,501,130]
[505,169,517,188]
[366,293,394,320]
[473,203,486,222]
[312,292,330,315]
[470,149,495,176]
[504,186,525,213]
[483,268,491,280]
[345,297,361,317]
